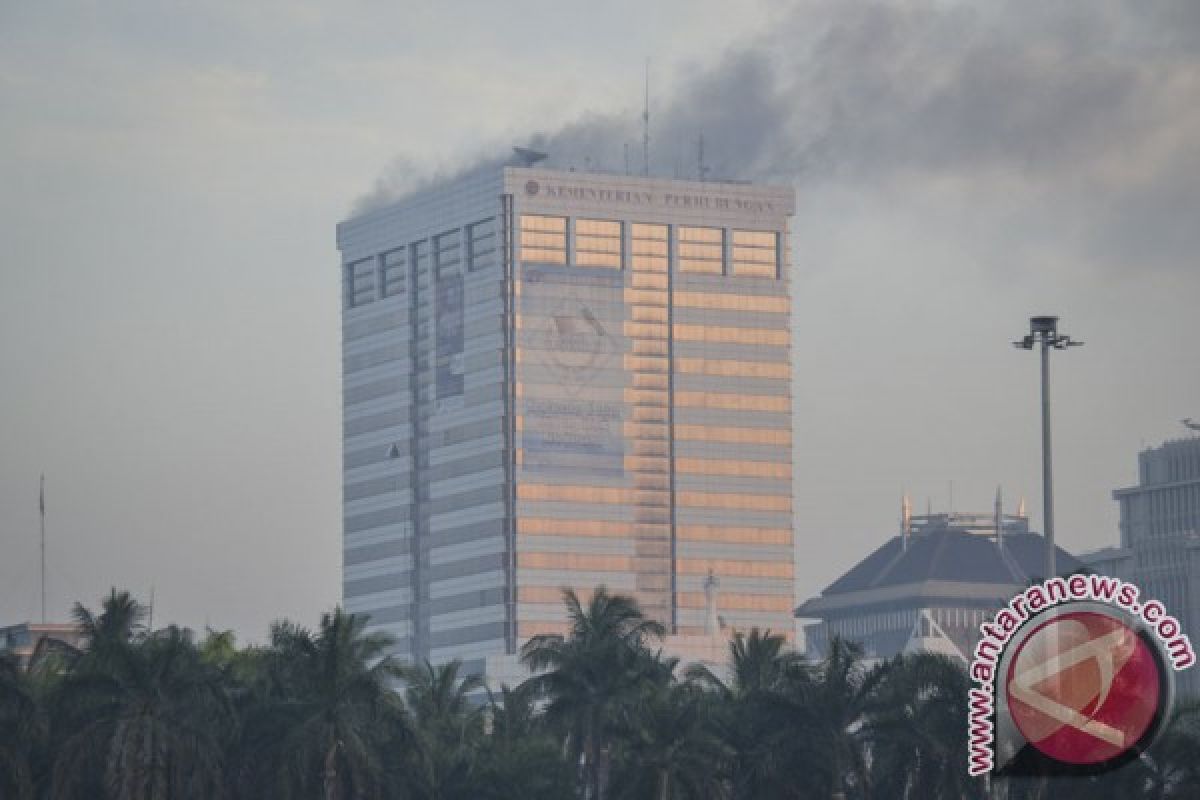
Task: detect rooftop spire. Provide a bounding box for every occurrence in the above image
[703,570,720,635]
[994,485,1005,551]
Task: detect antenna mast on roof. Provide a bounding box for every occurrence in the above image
[994,485,1005,552]
[697,133,709,181]
[39,474,46,624]
[642,58,650,177]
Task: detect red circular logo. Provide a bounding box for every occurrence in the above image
[1005,610,1162,765]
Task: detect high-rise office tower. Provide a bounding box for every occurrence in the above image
[337,165,795,680]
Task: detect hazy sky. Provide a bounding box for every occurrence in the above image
[2,1,1197,641]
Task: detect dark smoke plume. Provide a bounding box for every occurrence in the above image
[355,0,1200,271]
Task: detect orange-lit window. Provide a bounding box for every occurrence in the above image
[575,219,622,268]
[673,425,791,445]
[675,357,790,379]
[676,491,792,511]
[677,226,724,274]
[675,458,791,479]
[518,484,632,504]
[674,324,789,346]
[631,306,668,323]
[731,229,779,279]
[677,593,794,612]
[677,559,794,578]
[631,273,668,290]
[624,355,669,372]
[674,291,789,313]
[520,215,566,264]
[677,525,792,544]
[674,392,790,412]
[631,223,668,272]
[518,621,568,638]
[517,518,633,537]
[518,553,633,571]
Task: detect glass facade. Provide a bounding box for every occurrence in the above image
[339,168,796,678]
[514,211,793,639]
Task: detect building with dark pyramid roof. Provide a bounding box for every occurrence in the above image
[797,493,1083,663]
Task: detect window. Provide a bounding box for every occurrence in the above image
[731,229,779,278]
[467,219,497,272]
[574,218,622,268]
[345,258,376,308]
[520,215,566,264]
[380,248,405,298]
[412,240,429,277]
[434,230,461,279]
[678,226,724,274]
[631,223,668,272]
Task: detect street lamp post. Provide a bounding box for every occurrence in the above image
[1013,316,1083,580]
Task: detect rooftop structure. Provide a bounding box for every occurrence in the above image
[797,491,1083,663]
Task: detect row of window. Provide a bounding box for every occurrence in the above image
[515,483,790,510]
[520,215,782,278]
[831,606,993,639]
[344,219,497,309]
[514,553,792,579]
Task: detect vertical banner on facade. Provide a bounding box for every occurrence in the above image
[436,271,465,409]
[519,265,625,477]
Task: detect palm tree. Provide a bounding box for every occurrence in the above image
[235,609,406,800]
[686,629,819,800]
[49,623,232,800]
[793,636,883,800]
[864,652,984,800]
[0,652,43,800]
[395,659,485,799]
[475,682,576,800]
[1148,696,1200,798]
[609,682,729,800]
[521,587,666,798]
[74,590,147,653]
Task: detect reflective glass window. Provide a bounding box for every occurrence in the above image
[345,257,376,308]
[731,229,779,278]
[574,218,622,268]
[380,248,406,298]
[520,215,567,264]
[678,226,725,274]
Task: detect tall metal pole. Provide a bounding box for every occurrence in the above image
[39,474,46,624]
[1013,316,1082,581]
[1040,334,1055,579]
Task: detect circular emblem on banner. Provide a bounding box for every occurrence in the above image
[537,303,615,392]
[525,180,540,196]
[1004,609,1168,767]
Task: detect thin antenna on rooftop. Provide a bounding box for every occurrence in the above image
[994,485,1005,552]
[697,133,709,181]
[39,474,46,624]
[642,58,650,177]
[624,143,630,176]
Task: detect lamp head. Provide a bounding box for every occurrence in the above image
[1030,316,1059,336]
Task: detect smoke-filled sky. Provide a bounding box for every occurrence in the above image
[2,1,1197,640]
